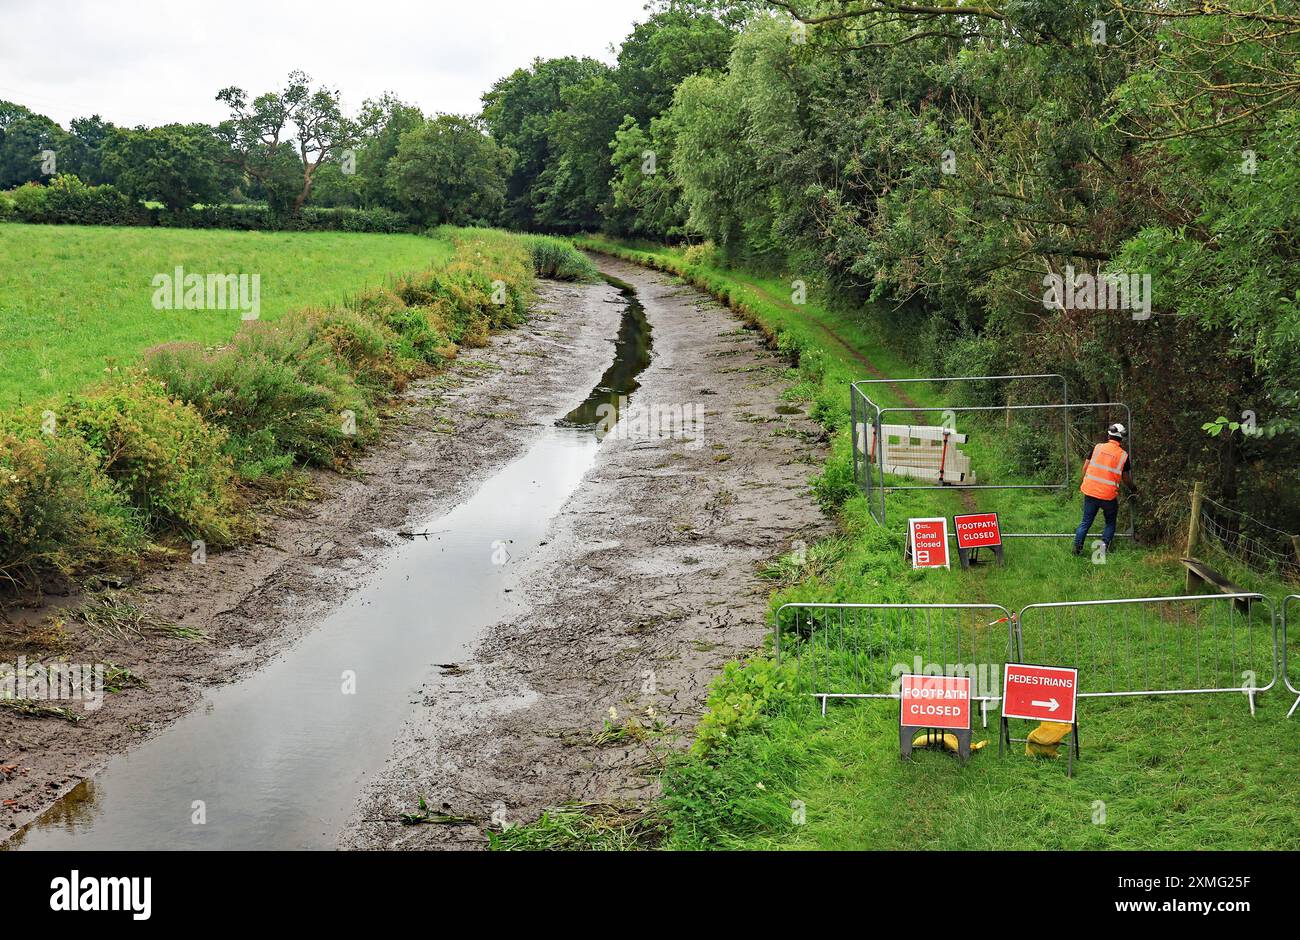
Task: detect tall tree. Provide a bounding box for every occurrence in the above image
[387,115,512,226]
[0,101,64,189]
[101,123,232,212]
[481,56,609,229]
[215,71,372,216]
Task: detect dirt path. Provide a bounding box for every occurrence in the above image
[0,279,619,840]
[729,276,923,410]
[343,255,831,849]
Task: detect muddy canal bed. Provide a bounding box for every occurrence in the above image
[2,256,830,849]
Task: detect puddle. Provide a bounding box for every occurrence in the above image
[556,275,651,431]
[6,277,653,851]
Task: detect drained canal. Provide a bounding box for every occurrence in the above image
[6,275,651,850]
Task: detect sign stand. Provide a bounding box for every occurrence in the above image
[957,544,1005,569]
[998,663,1081,776]
[899,674,972,764]
[902,724,972,763]
[1000,717,1080,777]
[953,512,1004,569]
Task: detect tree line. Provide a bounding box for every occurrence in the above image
[0,73,512,227]
[3,0,1297,533]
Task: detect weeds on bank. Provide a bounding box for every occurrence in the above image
[0,229,595,594]
[489,804,668,851]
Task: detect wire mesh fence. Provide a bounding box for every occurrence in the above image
[1016,594,1275,704]
[774,603,1016,716]
[851,374,1133,537]
[1200,496,1300,584]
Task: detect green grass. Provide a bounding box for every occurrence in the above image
[561,235,1300,852]
[0,223,454,406]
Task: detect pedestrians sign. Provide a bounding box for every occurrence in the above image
[907,517,950,569]
[1001,663,1078,723]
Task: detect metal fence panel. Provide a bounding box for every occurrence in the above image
[1017,593,1275,703]
[775,603,1016,714]
[1283,595,1300,717]
[850,374,1134,538]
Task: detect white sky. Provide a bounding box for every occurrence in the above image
[0,0,652,128]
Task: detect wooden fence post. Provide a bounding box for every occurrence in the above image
[1185,482,1204,593]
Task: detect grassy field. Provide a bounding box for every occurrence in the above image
[0,223,454,406]
[520,236,1300,852]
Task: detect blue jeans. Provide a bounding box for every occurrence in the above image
[1074,495,1118,551]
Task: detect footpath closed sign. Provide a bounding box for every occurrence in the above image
[953,512,1002,549]
[1001,663,1078,723]
[908,517,950,569]
[899,674,971,729]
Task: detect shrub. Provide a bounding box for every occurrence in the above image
[10,182,49,221]
[0,427,145,589]
[527,235,599,281]
[284,307,409,394]
[690,657,799,757]
[354,284,456,364]
[683,240,717,268]
[10,176,151,226]
[1005,421,1055,479]
[63,375,239,544]
[459,314,491,348]
[0,189,15,221]
[167,204,413,233]
[146,323,373,479]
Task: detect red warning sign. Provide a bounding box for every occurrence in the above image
[899,674,971,730]
[908,517,950,569]
[1001,663,1078,723]
[953,512,1002,550]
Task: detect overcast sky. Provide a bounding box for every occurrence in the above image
[0,0,652,128]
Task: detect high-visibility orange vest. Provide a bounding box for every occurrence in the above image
[1080,440,1128,500]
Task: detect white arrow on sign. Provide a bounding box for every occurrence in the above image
[1031,698,1060,712]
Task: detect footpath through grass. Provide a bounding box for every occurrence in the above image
[0,223,456,407]
[493,235,1300,851]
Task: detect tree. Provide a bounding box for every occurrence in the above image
[354,94,425,211]
[62,116,116,185]
[387,115,512,226]
[615,4,737,124]
[0,101,64,189]
[481,56,609,228]
[215,71,372,216]
[536,72,627,230]
[608,112,688,238]
[101,124,232,212]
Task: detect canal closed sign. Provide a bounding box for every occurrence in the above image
[1001,663,1078,723]
[899,674,970,729]
[907,517,950,569]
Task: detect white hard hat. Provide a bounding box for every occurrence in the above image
[1108,423,1127,439]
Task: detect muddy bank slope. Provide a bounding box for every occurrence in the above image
[345,255,832,849]
[0,279,619,838]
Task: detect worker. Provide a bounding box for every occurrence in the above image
[1072,423,1137,556]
